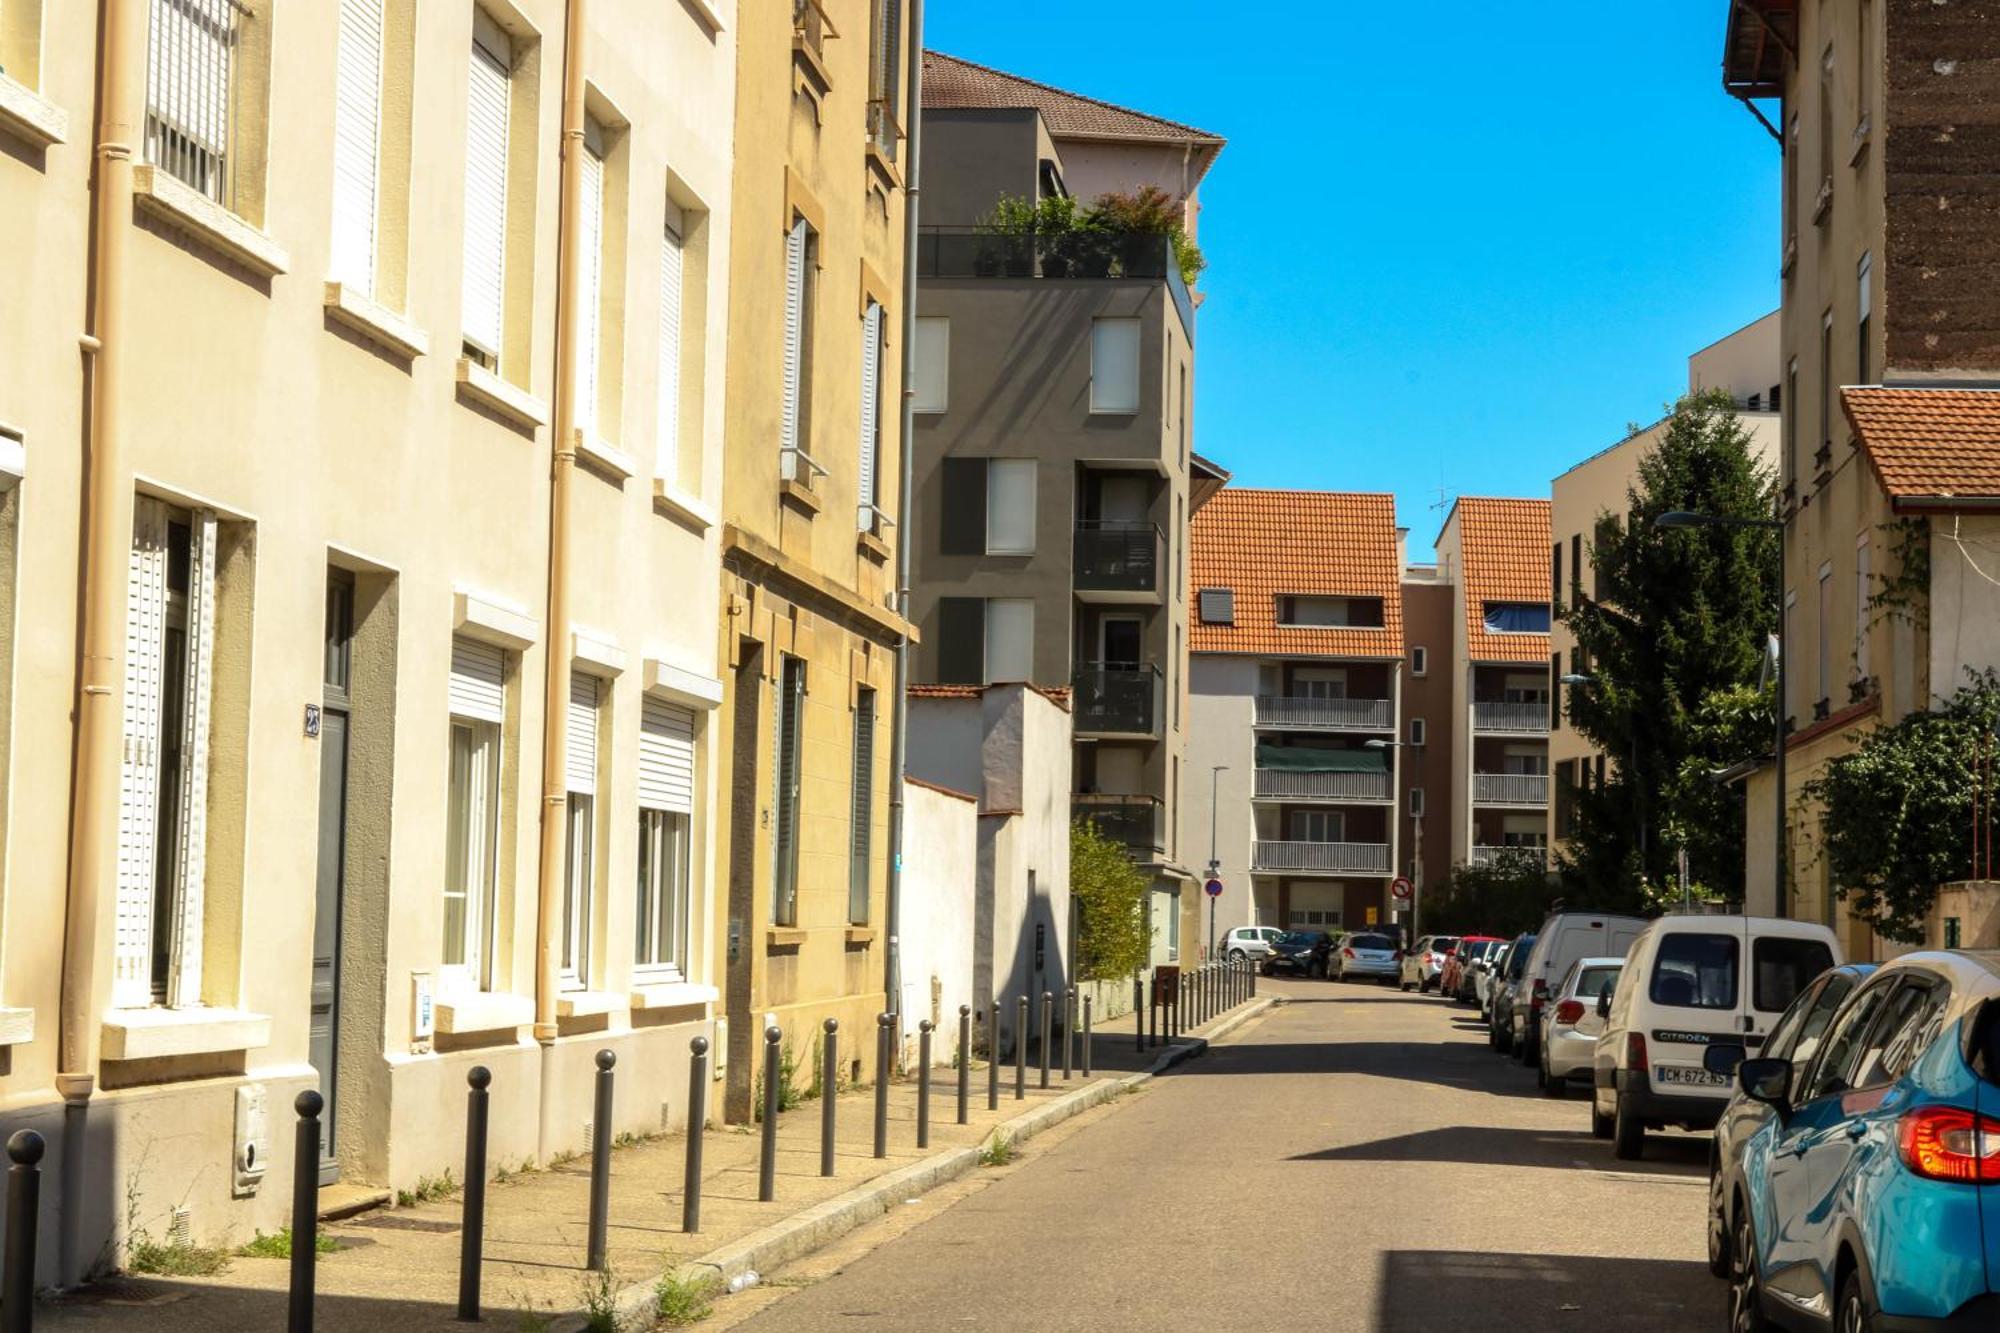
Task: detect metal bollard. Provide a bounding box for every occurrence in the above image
[874,1012,893,1159]
[4,1130,44,1333]
[1062,987,1075,1081]
[758,1026,782,1202]
[586,1050,615,1271]
[1014,996,1028,1100]
[457,1067,491,1321]
[1147,979,1158,1048]
[986,1003,1000,1111]
[289,1091,322,1333]
[820,1019,839,1178]
[1251,957,1258,999]
[956,1005,971,1125]
[1083,994,1094,1077]
[916,1020,934,1149]
[682,1037,709,1234]
[1133,975,1144,1052]
[1038,991,1053,1089]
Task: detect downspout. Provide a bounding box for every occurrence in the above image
[884,3,925,1022]
[534,0,587,1152]
[58,0,145,1288]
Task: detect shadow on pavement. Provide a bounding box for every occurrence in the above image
[1372,1250,1717,1332]
[1289,1123,1708,1177]
[1160,1039,1563,1099]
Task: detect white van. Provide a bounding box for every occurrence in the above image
[1505,911,1649,1066]
[1590,914,1840,1159]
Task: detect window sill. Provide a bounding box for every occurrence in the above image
[0,1006,32,1046]
[779,478,821,515]
[433,990,535,1035]
[324,282,429,361]
[767,927,808,950]
[556,990,627,1019]
[681,0,725,32]
[631,981,719,1012]
[455,358,549,431]
[857,528,891,562]
[573,429,637,481]
[101,1007,272,1061]
[652,480,718,532]
[0,72,67,149]
[1811,177,1833,227]
[865,143,904,193]
[1850,115,1872,166]
[132,165,290,279]
[792,39,832,94]
[844,926,877,946]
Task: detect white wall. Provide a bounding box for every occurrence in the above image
[899,782,979,1064]
[1929,515,2000,703]
[907,694,985,796]
[1183,656,1259,942]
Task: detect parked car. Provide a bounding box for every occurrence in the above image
[1707,951,2000,1331]
[1509,912,1649,1067]
[1263,930,1334,978]
[1399,935,1461,993]
[1443,936,1504,1002]
[1478,939,1518,1020]
[1536,957,1623,1096]
[1590,914,1840,1159]
[1222,926,1286,962]
[1334,932,1401,983]
[1488,934,1537,1053]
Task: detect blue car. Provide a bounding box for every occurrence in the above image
[1707,950,2000,1331]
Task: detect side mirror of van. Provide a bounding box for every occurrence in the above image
[1596,990,1612,1019]
[1703,1042,1746,1077]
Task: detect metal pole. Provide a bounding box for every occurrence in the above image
[288,1091,322,1333]
[916,1021,933,1149]
[1038,991,1052,1089]
[4,1131,44,1333]
[682,1037,708,1235]
[1775,529,1788,918]
[820,1019,838,1178]
[585,1050,614,1271]
[1135,975,1145,1051]
[758,1026,781,1202]
[1061,988,1074,1081]
[956,1005,971,1125]
[457,1068,491,1321]
[1083,994,1093,1077]
[874,1012,893,1158]
[1014,996,1027,1099]
[986,1002,999,1111]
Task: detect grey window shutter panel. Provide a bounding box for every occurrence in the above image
[939,457,986,555]
[936,598,985,685]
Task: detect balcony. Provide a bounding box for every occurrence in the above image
[1254,696,1394,732]
[1470,845,1548,869]
[1075,794,1164,856]
[1253,769,1393,803]
[1073,663,1162,738]
[1251,841,1392,876]
[1472,701,1549,735]
[916,229,1195,344]
[1073,521,1164,603]
[1472,773,1549,807]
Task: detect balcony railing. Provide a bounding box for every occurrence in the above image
[916,228,1195,342]
[1472,773,1549,806]
[1472,701,1549,734]
[1252,841,1392,875]
[1470,845,1548,868]
[1254,696,1394,731]
[1074,521,1163,598]
[1073,664,1162,737]
[1253,769,1393,802]
[1075,795,1163,855]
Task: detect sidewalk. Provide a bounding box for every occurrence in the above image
[35,986,1273,1331]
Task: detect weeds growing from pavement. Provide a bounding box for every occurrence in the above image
[654,1270,720,1326]
[977,1131,1015,1166]
[578,1268,621,1331]
[395,1168,458,1208]
[236,1227,337,1260]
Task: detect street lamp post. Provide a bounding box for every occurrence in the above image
[1207,765,1227,960]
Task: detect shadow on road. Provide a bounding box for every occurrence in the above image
[1161,1038,1566,1101]
[1372,1250,1717,1331]
[1289,1122,1708,1177]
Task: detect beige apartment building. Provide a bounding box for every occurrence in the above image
[1546,315,1782,855]
[0,0,738,1281]
[710,0,913,1122]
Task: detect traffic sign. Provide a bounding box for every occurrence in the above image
[1390,876,1413,905]
[1203,877,1224,898]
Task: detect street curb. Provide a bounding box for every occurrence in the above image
[577,995,1279,1330]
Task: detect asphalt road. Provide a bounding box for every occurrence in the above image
[728,975,1723,1333]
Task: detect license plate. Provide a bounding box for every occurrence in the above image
[1655,1065,1731,1089]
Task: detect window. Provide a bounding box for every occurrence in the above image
[1550,652,1561,731]
[779,216,820,482]
[1482,602,1551,634]
[1572,533,1584,601]
[656,199,685,481]
[1860,981,1950,1089]
[1819,310,1834,451]
[1410,645,1427,677]
[865,0,904,158]
[1751,936,1834,1014]
[145,0,246,207]
[857,299,885,531]
[114,499,219,1009]
[1858,1,1874,132]
[444,637,505,990]
[984,458,1036,555]
[1856,252,1873,384]
[561,673,599,987]
[635,696,694,977]
[1198,588,1234,625]
[1409,787,1425,818]
[983,599,1033,683]
[911,316,948,413]
[1550,541,1562,612]
[1409,717,1426,747]
[1648,932,1738,1010]
[1803,974,1896,1101]
[1784,109,1799,248]
[462,12,512,364]
[849,688,875,925]
[1772,972,1858,1090]
[1855,532,1872,681]
[1783,588,1798,723]
[1090,317,1140,414]
[1784,357,1799,487]
[772,658,805,925]
[1277,595,1384,628]
[1291,810,1343,842]
[577,118,608,438]
[1818,46,1834,195]
[331,0,385,294]
[1165,885,1181,961]
[1817,561,1833,712]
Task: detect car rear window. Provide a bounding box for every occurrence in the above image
[1506,937,1537,979]
[1348,934,1392,951]
[1576,966,1622,1000]
[1650,933,1738,1010]
[1752,936,1835,1013]
[1432,937,1460,951]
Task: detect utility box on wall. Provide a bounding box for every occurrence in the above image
[233,1083,269,1197]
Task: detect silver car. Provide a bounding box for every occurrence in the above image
[1334,931,1400,983]
[1222,926,1286,962]
[1537,956,1622,1096]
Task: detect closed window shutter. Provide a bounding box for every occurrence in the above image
[462,20,511,356]
[938,457,986,555]
[114,499,171,1009]
[331,0,384,294]
[567,673,598,795]
[577,129,606,436]
[167,511,218,1008]
[779,218,807,457]
[935,598,985,685]
[656,204,685,480]
[638,697,695,813]
[449,637,505,723]
[849,690,875,925]
[1090,318,1141,413]
[857,300,882,528]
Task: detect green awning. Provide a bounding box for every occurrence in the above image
[1255,745,1386,774]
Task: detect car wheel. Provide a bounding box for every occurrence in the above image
[1590,1096,1614,1140]
[1488,1021,1501,1050]
[1400,980,1414,992]
[1227,949,1246,962]
[1834,1271,1870,1333]
[1705,1174,1731,1279]
[1612,1091,1645,1161]
[1540,1054,1563,1097]
[1728,1204,1771,1332]
[1516,1032,1535,1067]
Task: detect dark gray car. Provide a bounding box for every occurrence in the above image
[1488,933,1536,1055]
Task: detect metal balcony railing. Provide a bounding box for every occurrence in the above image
[866,97,901,163]
[1472,773,1550,806]
[1075,795,1163,855]
[1251,841,1392,874]
[1254,696,1394,731]
[1073,663,1161,736]
[1470,845,1548,868]
[1472,701,1549,734]
[916,229,1195,342]
[1074,522,1163,596]
[793,0,832,60]
[1253,769,1393,802]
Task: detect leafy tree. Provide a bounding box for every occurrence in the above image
[1425,851,1561,938]
[1070,821,1150,981]
[1804,671,2000,942]
[981,185,1206,286]
[1558,390,1778,902]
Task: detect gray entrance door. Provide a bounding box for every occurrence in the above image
[312,572,354,1185]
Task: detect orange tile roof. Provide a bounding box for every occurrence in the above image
[1844,387,2000,506]
[1189,489,1403,658]
[1454,497,1552,664]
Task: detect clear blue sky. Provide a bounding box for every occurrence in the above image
[922,2,1781,555]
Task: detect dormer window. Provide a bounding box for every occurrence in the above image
[1276,595,1383,628]
[1482,602,1551,634]
[1197,587,1233,625]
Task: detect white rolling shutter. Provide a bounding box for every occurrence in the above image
[113,499,171,1009]
[462,15,511,357]
[167,511,218,1008]
[1090,317,1141,414]
[577,123,606,437]
[656,203,685,481]
[567,673,598,795]
[145,0,235,200]
[449,637,505,723]
[778,218,807,458]
[638,697,695,814]
[330,0,384,294]
[857,299,882,529]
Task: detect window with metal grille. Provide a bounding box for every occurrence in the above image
[849,688,876,925]
[145,0,248,208]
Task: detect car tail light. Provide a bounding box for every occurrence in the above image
[1393,951,1404,962]
[1898,1107,2000,1183]
[1422,952,1434,966]
[1342,948,1355,959]
[1555,1000,1585,1025]
[1626,1032,1648,1073]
